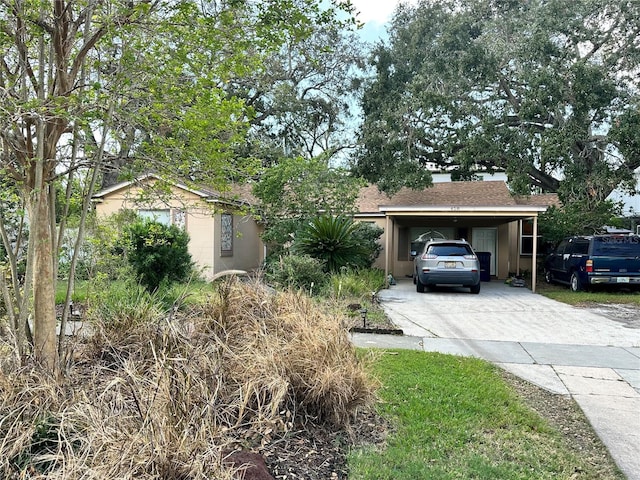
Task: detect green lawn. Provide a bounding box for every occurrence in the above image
[349,350,623,480]
[535,281,640,307]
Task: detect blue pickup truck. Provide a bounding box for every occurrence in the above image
[543,234,640,292]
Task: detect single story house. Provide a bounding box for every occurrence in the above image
[93,176,557,291]
[92,174,265,281]
[356,181,558,292]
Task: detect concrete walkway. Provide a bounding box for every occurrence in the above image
[351,279,640,479]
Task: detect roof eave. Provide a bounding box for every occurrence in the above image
[92,173,214,200]
[379,205,549,215]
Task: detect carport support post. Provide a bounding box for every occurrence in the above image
[385,215,391,287]
[531,215,538,293]
[517,219,522,277]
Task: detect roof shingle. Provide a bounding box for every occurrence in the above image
[357,181,516,213]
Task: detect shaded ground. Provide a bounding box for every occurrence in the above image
[259,410,390,479]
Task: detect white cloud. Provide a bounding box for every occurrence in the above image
[350,0,416,25]
[350,0,397,24]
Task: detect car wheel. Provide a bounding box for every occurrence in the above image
[544,269,553,284]
[470,283,481,294]
[413,273,417,285]
[416,276,426,293]
[570,272,582,292]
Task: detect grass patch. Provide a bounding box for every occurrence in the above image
[535,282,640,307]
[323,268,393,330]
[349,350,623,480]
[55,279,90,304]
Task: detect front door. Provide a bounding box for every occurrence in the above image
[472,228,497,276]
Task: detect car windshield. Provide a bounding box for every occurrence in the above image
[592,236,640,256]
[428,244,472,256]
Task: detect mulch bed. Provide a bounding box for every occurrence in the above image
[258,410,390,479]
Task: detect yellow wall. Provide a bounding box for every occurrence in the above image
[94,181,264,280]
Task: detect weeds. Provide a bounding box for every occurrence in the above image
[0,276,376,478]
[327,268,386,299]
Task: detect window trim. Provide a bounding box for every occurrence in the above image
[520,219,544,256]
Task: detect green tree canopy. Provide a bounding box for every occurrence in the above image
[354,0,640,208]
[0,0,357,372]
[252,156,364,254]
[236,16,366,165]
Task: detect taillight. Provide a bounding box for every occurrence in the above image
[464,254,477,260]
[421,253,438,260]
[586,259,593,272]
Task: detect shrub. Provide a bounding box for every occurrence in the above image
[74,209,139,282]
[350,222,384,268]
[265,254,326,293]
[123,220,193,291]
[294,215,371,272]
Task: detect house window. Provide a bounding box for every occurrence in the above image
[520,219,543,256]
[221,213,233,256]
[138,209,186,229]
[138,209,171,225]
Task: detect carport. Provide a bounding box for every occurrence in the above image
[355,182,554,293]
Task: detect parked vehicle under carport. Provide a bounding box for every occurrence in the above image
[413,239,481,294]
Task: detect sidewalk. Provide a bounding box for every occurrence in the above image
[351,280,640,479]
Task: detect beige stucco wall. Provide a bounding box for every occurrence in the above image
[210,212,264,276]
[94,181,264,281]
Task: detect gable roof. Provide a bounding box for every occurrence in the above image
[92,173,257,206]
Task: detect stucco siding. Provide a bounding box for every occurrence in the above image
[211,214,264,275]
[186,208,216,279]
[93,179,264,281]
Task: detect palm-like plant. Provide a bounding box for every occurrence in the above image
[294,215,370,272]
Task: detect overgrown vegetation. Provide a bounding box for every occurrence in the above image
[0,278,377,478]
[263,213,384,297]
[264,254,327,293]
[122,220,194,292]
[538,203,624,245]
[327,268,386,299]
[348,350,624,480]
[253,156,365,259]
[295,215,373,272]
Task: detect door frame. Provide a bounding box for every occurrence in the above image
[472,227,498,276]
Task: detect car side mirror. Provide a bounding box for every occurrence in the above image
[410,250,417,258]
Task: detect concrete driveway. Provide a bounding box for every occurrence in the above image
[351,279,640,479]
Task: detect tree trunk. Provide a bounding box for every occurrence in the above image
[31,185,58,373]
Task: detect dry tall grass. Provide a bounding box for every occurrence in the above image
[0,277,377,478]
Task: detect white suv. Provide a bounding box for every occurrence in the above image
[413,239,481,294]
